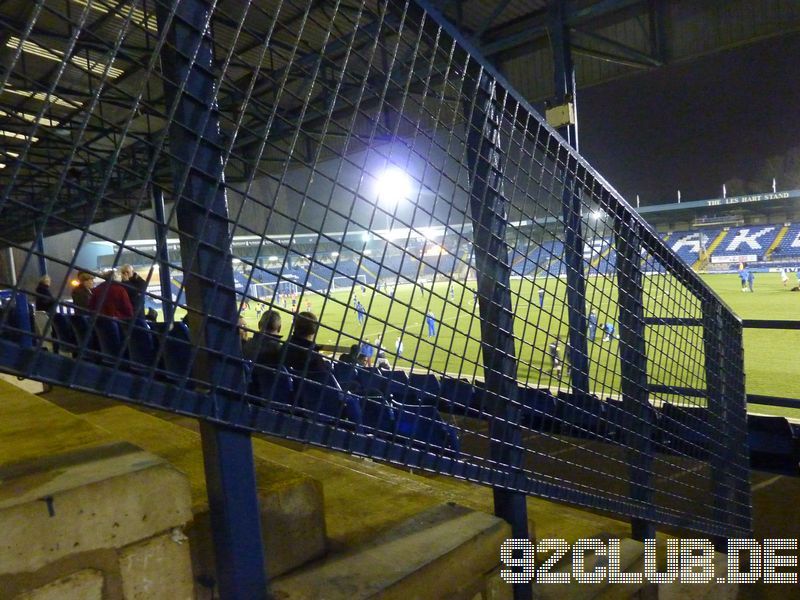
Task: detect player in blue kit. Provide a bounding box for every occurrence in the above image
[425,311,436,337]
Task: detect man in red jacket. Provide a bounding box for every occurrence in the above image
[89,269,133,319]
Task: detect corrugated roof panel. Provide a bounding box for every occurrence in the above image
[669,0,800,60]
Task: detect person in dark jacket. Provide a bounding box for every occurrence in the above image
[243,309,283,365]
[71,271,94,310]
[89,269,133,319]
[282,311,330,376]
[337,344,360,364]
[35,275,57,312]
[120,264,147,314]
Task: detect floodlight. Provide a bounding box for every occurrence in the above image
[376,167,411,206]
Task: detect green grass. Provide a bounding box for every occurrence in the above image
[700,272,800,418]
[235,271,799,419]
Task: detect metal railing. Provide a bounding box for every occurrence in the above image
[0,0,751,595]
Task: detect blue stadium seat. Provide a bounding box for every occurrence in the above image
[604,399,660,445]
[659,404,710,458]
[555,392,607,439]
[518,387,558,430]
[249,364,294,406]
[289,370,363,430]
[127,318,159,367]
[163,321,194,382]
[408,372,441,406]
[391,403,460,452]
[386,370,420,404]
[51,313,78,355]
[333,361,359,389]
[69,314,103,357]
[94,316,127,360]
[748,415,799,473]
[439,377,475,414]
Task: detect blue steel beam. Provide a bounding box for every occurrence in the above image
[462,65,531,600]
[154,0,267,597]
[151,185,174,323]
[570,28,662,67]
[549,0,590,399]
[480,0,647,57]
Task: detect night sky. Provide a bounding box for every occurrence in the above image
[578,31,800,206]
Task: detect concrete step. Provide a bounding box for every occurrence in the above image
[271,503,511,600]
[0,378,196,599]
[13,383,326,587]
[75,405,326,581]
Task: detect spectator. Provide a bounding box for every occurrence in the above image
[35,275,57,312]
[88,269,134,319]
[587,309,598,342]
[374,336,391,370]
[71,271,94,309]
[282,311,330,376]
[548,336,563,374]
[237,317,249,346]
[243,309,283,365]
[144,308,158,322]
[120,265,147,313]
[338,344,360,364]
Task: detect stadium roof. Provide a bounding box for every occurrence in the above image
[636,189,800,226]
[2,0,799,246]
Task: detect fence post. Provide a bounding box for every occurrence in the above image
[703,303,751,544]
[613,209,655,540]
[34,224,47,276]
[151,185,174,323]
[549,0,589,398]
[155,0,267,597]
[463,67,531,600]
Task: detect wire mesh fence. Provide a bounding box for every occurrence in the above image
[0,0,750,537]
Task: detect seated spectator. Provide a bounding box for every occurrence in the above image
[88,269,134,319]
[35,275,57,312]
[337,344,360,364]
[120,265,148,314]
[71,271,94,309]
[282,311,330,376]
[243,310,282,364]
[144,307,158,322]
[374,336,391,370]
[237,317,249,345]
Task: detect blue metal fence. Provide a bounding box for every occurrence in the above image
[0,0,750,594]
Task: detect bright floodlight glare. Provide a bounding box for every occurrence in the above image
[376,167,411,205]
[591,210,604,220]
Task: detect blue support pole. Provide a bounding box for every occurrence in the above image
[14,291,32,350]
[703,304,752,547]
[155,1,267,597]
[199,422,268,597]
[463,68,531,600]
[35,225,47,276]
[613,209,655,540]
[151,185,174,323]
[549,0,590,397]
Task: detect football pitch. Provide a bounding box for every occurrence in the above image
[237,271,799,419]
